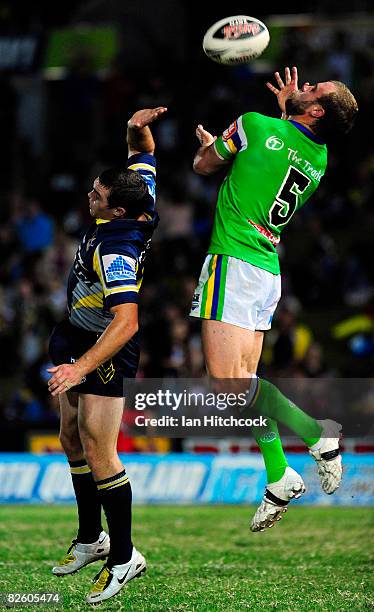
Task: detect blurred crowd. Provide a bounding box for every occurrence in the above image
[1,14,374,446]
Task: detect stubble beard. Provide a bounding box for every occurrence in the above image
[285,94,310,116]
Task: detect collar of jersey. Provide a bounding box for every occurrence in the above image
[289,120,325,145]
[95,218,111,225]
[94,213,158,234]
[95,213,153,225]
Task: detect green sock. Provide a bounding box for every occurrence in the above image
[251,378,322,447]
[251,418,288,484]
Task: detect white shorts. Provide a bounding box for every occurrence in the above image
[190,254,281,331]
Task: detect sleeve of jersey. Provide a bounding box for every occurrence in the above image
[93,246,139,308]
[127,152,156,206]
[214,115,248,160]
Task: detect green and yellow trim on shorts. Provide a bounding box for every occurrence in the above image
[200,254,229,320]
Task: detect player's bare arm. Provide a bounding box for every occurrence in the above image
[266,66,303,118]
[127,106,167,156]
[47,303,138,395]
[193,124,230,175]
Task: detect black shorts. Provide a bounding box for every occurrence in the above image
[48,319,140,397]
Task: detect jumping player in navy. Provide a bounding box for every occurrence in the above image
[47,106,167,604]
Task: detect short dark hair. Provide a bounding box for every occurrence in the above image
[98,167,148,217]
[313,81,358,141]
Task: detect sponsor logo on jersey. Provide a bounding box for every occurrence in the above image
[259,431,277,443]
[191,293,200,310]
[248,219,280,246]
[222,121,237,141]
[102,254,136,284]
[265,136,284,151]
[97,359,115,384]
[287,148,324,181]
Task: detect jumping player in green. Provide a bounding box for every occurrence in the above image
[190,67,358,531]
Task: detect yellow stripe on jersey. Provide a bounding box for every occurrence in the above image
[205,255,218,319]
[73,292,104,310]
[128,163,156,175]
[226,138,238,154]
[105,285,139,296]
[93,248,106,292]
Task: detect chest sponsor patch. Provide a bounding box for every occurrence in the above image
[102,254,137,284]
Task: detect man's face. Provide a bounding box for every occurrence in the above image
[88,178,111,218]
[285,81,336,116]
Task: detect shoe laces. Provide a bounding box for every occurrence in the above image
[59,539,77,565]
[92,565,112,592]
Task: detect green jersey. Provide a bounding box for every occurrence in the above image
[211,112,328,274]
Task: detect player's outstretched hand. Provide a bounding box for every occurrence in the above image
[266,66,302,116]
[196,124,217,147]
[128,107,168,129]
[47,363,86,396]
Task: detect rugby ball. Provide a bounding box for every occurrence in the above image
[203,15,270,65]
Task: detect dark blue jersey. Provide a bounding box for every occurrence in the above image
[67,153,158,333]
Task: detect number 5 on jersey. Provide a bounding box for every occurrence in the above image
[269,165,311,228]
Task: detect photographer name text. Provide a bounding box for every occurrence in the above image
[135,415,267,428]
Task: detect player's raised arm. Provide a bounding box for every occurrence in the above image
[127,106,167,156]
[193,124,230,175]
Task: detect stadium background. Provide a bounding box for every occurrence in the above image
[0,4,373,610]
[0,0,373,502]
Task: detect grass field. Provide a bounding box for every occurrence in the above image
[0,505,373,611]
